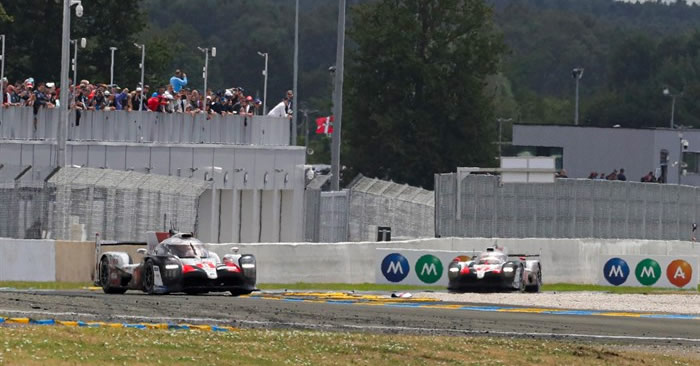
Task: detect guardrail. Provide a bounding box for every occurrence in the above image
[0,107,291,146]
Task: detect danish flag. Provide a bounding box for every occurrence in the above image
[315,115,334,135]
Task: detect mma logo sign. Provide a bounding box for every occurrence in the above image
[600,255,698,289]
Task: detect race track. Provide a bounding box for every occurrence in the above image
[1,289,699,346]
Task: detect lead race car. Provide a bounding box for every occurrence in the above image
[447,247,542,292]
[95,231,257,296]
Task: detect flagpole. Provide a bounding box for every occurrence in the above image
[330,0,346,191]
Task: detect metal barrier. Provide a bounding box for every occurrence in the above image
[0,107,291,145]
[0,166,209,241]
[435,174,700,240]
[314,177,435,243]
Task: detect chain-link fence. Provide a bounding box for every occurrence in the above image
[0,166,209,241]
[435,174,700,240]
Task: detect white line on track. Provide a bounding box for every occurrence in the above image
[2,308,700,343]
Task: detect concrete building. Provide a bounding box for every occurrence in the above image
[0,108,306,243]
[512,124,700,186]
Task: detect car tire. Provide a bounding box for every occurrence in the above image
[525,266,542,293]
[100,257,127,294]
[512,264,524,292]
[143,260,156,295]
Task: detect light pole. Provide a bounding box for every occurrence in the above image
[663,87,679,129]
[70,38,86,88]
[198,46,216,113]
[572,67,584,126]
[133,43,145,111]
[496,118,513,163]
[0,34,5,90]
[109,46,117,86]
[293,0,299,145]
[257,51,268,114]
[330,0,346,191]
[57,0,83,168]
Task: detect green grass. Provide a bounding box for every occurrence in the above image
[0,281,93,290]
[0,325,694,365]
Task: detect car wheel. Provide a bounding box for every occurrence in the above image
[512,264,524,292]
[100,257,126,294]
[143,260,156,294]
[525,266,542,293]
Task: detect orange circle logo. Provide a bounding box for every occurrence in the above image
[666,260,693,288]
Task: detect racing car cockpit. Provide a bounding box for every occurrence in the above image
[476,252,507,265]
[163,243,209,258]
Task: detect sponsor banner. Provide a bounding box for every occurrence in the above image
[376,248,467,286]
[599,255,699,289]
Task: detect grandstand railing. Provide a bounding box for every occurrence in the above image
[0,107,291,146]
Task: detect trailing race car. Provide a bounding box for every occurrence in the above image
[447,247,542,292]
[95,231,257,296]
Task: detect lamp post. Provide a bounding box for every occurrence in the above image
[330,0,346,191]
[496,118,513,163]
[257,51,268,114]
[70,38,86,88]
[198,46,216,113]
[293,0,299,145]
[0,34,5,89]
[663,87,679,129]
[133,43,145,111]
[572,67,584,126]
[57,0,83,168]
[109,46,117,86]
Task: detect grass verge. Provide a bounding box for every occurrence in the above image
[0,281,93,290]
[0,326,694,366]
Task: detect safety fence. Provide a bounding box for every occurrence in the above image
[312,176,435,242]
[0,107,290,145]
[435,174,700,240]
[0,166,209,242]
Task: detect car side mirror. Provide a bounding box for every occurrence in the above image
[137,248,147,254]
[231,247,239,253]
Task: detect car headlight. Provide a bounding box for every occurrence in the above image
[165,264,179,270]
[503,267,514,273]
[241,263,255,269]
[449,267,459,272]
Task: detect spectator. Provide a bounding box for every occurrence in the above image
[588,171,597,179]
[598,173,605,180]
[254,98,263,115]
[617,168,627,181]
[147,92,161,112]
[268,97,291,118]
[606,169,618,180]
[556,169,568,178]
[285,89,294,115]
[170,69,187,93]
[240,96,255,117]
[641,171,657,183]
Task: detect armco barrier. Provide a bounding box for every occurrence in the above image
[1,237,699,285]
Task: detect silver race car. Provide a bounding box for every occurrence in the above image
[95,231,257,296]
[447,247,542,292]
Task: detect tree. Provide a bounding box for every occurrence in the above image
[344,0,505,189]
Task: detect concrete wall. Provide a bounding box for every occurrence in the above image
[3,237,698,285]
[208,237,700,284]
[0,239,55,281]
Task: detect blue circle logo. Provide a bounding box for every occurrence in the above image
[381,253,410,282]
[603,257,630,286]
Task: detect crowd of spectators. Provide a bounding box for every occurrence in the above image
[587,168,667,183]
[0,69,295,119]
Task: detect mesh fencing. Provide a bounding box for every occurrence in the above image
[0,166,209,241]
[435,174,700,240]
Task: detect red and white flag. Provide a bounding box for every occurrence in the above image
[315,115,334,135]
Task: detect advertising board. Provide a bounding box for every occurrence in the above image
[375,248,470,286]
[599,255,698,289]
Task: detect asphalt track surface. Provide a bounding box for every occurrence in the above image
[1,289,700,346]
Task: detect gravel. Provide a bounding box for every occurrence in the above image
[414,291,700,315]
